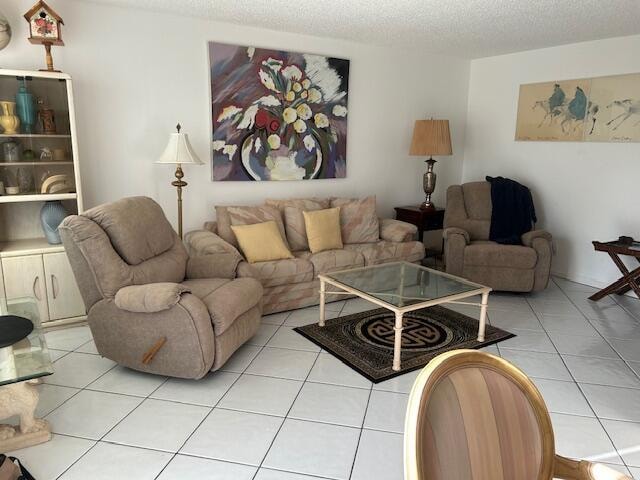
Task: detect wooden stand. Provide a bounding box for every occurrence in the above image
[39,42,60,72]
[589,240,640,301]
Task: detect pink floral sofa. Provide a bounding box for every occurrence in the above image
[185,196,425,314]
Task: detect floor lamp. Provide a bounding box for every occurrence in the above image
[156,124,203,239]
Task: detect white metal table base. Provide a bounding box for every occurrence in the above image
[317,277,491,371]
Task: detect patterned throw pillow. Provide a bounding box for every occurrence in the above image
[265,198,330,251]
[215,205,288,248]
[330,196,380,244]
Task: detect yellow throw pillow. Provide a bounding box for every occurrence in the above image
[303,207,343,253]
[230,221,293,263]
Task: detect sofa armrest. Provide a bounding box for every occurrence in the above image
[186,254,241,280]
[236,261,260,280]
[114,282,190,313]
[184,230,243,279]
[443,227,470,244]
[521,229,552,247]
[554,455,631,480]
[203,221,218,234]
[379,218,417,242]
[184,229,240,256]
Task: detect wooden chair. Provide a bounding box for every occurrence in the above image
[404,350,630,480]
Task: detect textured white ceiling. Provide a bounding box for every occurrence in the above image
[82,0,640,58]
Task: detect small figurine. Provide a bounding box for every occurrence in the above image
[37,98,56,134]
[23,1,64,72]
[40,147,52,161]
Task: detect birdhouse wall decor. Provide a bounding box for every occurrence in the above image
[23,0,64,72]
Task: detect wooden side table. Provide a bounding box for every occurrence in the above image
[394,206,445,263]
[589,240,640,301]
[394,206,445,242]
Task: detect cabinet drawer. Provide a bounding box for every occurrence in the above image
[1,255,49,323]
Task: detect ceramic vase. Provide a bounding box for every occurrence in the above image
[40,201,68,245]
[0,101,20,135]
[15,82,36,134]
[239,131,324,181]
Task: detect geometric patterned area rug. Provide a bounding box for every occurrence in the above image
[295,306,514,383]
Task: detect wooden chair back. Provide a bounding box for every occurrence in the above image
[404,349,555,480]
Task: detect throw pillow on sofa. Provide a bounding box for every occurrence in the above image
[303,207,343,253]
[215,205,289,249]
[330,196,380,244]
[231,221,294,263]
[265,198,330,251]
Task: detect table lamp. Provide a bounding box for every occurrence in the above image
[156,124,203,239]
[409,119,452,210]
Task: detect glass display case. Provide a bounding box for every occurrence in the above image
[0,69,85,327]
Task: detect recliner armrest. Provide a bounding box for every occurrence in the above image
[521,229,552,247]
[443,227,470,244]
[114,283,191,313]
[379,218,418,243]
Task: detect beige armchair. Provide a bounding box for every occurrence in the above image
[443,181,552,292]
[405,350,631,480]
[59,196,263,379]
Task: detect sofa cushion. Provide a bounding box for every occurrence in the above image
[330,196,380,244]
[181,277,263,335]
[266,198,330,251]
[303,208,343,253]
[345,241,425,266]
[231,221,294,264]
[295,248,364,275]
[241,257,314,288]
[215,205,288,248]
[464,241,537,269]
[83,196,177,265]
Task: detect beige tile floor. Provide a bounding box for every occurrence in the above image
[7,277,640,479]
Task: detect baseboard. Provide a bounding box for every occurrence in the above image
[551,269,638,298]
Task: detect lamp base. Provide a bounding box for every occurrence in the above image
[420,201,435,211]
[421,157,437,211]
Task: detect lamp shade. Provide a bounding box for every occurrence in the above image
[409,119,452,157]
[156,129,203,165]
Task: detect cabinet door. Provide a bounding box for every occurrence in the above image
[43,252,85,321]
[1,255,49,322]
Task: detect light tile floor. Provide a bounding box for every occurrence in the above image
[9,277,640,479]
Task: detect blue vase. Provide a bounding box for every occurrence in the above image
[40,201,68,245]
[15,80,35,134]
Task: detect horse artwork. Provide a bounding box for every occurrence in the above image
[515,72,640,143]
[515,79,591,141]
[586,73,640,142]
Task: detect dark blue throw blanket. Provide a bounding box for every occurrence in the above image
[485,176,537,245]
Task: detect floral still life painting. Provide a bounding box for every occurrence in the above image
[209,42,350,181]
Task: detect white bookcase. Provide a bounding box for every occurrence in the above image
[0,69,85,327]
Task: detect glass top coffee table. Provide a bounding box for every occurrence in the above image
[0,296,53,451]
[318,262,491,371]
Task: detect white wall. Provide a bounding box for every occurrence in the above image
[0,0,469,232]
[464,35,640,288]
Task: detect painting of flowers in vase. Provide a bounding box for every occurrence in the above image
[209,42,349,181]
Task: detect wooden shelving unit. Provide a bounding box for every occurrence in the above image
[0,134,71,139]
[0,69,86,327]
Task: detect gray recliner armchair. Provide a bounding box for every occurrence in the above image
[59,196,263,379]
[443,182,552,292]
